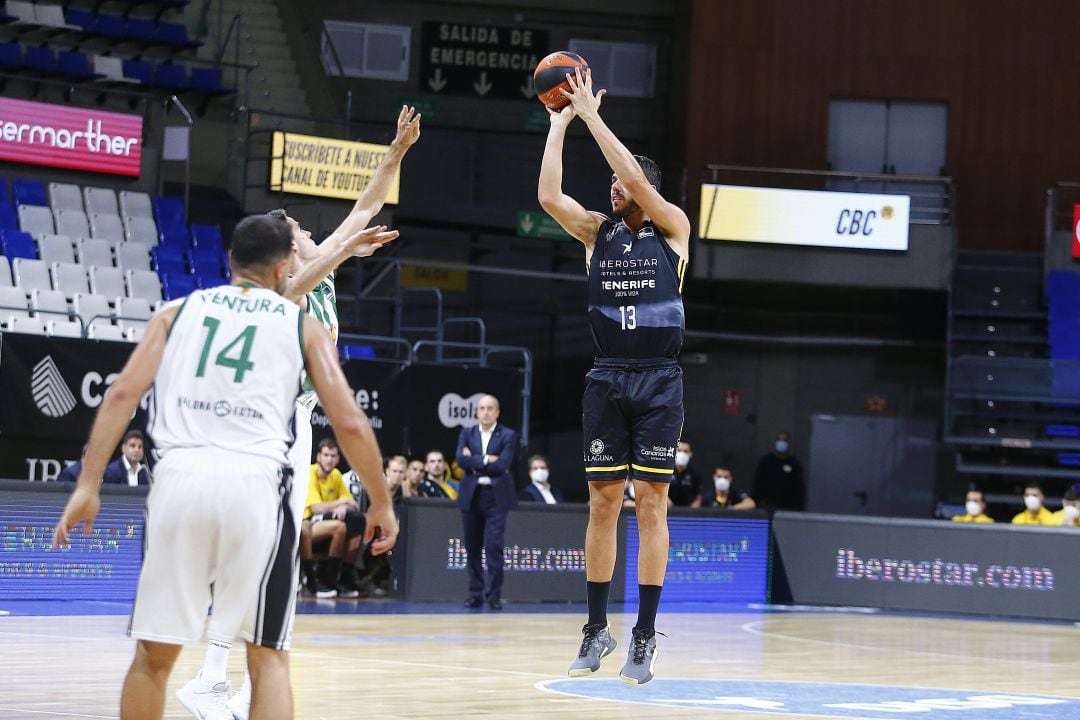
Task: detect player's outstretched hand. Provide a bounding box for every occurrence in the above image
[393,105,421,149]
[348,224,400,259]
[51,486,101,549]
[364,502,399,556]
[547,103,576,128]
[562,67,605,122]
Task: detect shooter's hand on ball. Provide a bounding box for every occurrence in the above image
[365,502,398,556]
[562,67,605,123]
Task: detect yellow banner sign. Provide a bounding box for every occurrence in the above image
[400,264,468,292]
[269,131,400,203]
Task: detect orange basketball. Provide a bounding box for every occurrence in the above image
[533,51,589,110]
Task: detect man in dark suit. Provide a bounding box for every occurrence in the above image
[519,454,565,504]
[102,429,151,486]
[455,394,518,610]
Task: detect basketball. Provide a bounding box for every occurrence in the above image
[533,51,589,110]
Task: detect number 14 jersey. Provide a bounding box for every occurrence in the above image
[148,285,306,466]
[587,218,687,360]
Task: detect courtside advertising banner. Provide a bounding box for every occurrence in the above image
[269,131,400,202]
[699,184,911,251]
[0,97,142,176]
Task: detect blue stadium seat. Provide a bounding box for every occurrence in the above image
[13,179,47,207]
[192,256,223,279]
[96,13,126,38]
[1047,424,1080,438]
[157,21,200,47]
[126,17,156,42]
[161,272,196,300]
[122,59,153,85]
[58,51,93,78]
[155,63,187,90]
[158,219,189,247]
[64,8,95,32]
[190,224,222,249]
[190,67,234,95]
[0,42,22,68]
[0,205,16,231]
[150,246,185,274]
[0,230,37,260]
[342,344,376,360]
[25,46,57,74]
[152,195,185,225]
[0,178,7,206]
[194,268,226,289]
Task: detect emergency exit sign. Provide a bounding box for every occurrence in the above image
[420,21,548,100]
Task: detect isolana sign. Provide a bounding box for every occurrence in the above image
[0,97,143,176]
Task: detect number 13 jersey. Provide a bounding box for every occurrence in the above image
[587,218,687,360]
[148,285,306,465]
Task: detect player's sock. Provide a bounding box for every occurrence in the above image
[203,639,231,684]
[635,584,663,631]
[323,557,342,587]
[301,559,317,591]
[587,581,611,626]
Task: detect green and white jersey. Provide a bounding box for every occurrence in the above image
[148,285,306,466]
[297,274,338,410]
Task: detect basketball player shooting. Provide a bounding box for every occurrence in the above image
[538,67,691,684]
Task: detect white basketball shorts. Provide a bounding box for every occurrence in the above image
[127,448,298,650]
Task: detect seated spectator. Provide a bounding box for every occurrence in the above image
[519,454,564,504]
[57,445,87,484]
[1052,487,1080,527]
[405,459,425,495]
[1011,483,1055,525]
[951,488,994,523]
[386,455,410,500]
[102,429,151,486]
[417,450,456,498]
[695,465,756,509]
[304,438,365,597]
[670,440,703,507]
[751,431,805,511]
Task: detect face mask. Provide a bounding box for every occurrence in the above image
[965,501,982,517]
[714,476,731,492]
[1065,505,1080,522]
[775,440,789,454]
[1024,495,1042,511]
[530,468,549,484]
[675,451,691,467]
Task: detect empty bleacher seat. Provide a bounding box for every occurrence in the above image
[96,13,126,38]
[83,187,119,217]
[73,292,111,327]
[0,42,21,69]
[190,224,222,249]
[0,205,17,231]
[5,1,34,24]
[119,191,153,219]
[0,179,6,205]
[13,179,47,207]
[162,272,195,300]
[58,51,94,79]
[123,215,158,245]
[51,262,89,298]
[114,242,151,271]
[126,17,156,42]
[190,67,234,95]
[92,55,131,84]
[125,326,145,342]
[157,21,199,48]
[48,319,84,338]
[53,209,90,239]
[88,321,125,341]
[76,238,112,268]
[122,59,153,85]
[0,286,29,320]
[116,296,151,330]
[155,63,187,90]
[0,256,10,286]
[7,315,46,335]
[342,344,377,360]
[1,230,37,259]
[26,46,58,74]
[48,183,84,212]
[12,258,50,292]
[34,4,76,29]
[18,205,54,235]
[153,195,185,225]
[37,235,75,265]
[90,213,125,243]
[65,7,95,32]
[30,288,68,320]
[126,269,162,303]
[151,245,186,274]
[89,265,124,298]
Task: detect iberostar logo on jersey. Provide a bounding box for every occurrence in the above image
[31,356,77,418]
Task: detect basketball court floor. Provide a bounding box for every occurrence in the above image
[2,600,1079,719]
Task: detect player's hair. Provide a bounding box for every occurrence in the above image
[633,155,661,188]
[966,487,985,501]
[1024,482,1043,493]
[122,429,143,444]
[266,208,288,222]
[231,215,292,274]
[385,454,407,468]
[527,454,548,468]
[317,437,339,452]
[714,465,732,476]
[426,449,445,461]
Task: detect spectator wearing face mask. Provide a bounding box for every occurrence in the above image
[1052,487,1080,527]
[951,488,994,523]
[694,466,756,510]
[519,454,564,504]
[1011,483,1055,525]
[750,431,805,511]
[669,440,703,507]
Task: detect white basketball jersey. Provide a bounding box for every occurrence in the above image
[148,285,305,466]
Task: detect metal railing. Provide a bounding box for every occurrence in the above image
[704,164,956,226]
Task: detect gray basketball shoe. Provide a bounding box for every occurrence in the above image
[567,623,617,676]
[619,627,659,685]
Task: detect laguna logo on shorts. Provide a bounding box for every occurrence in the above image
[31,355,77,418]
[589,439,605,455]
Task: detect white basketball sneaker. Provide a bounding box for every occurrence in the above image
[176,671,233,720]
[227,679,251,720]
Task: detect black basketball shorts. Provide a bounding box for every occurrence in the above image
[582,358,684,483]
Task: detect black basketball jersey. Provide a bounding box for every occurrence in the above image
[587,218,687,360]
